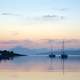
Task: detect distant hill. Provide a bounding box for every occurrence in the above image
[10,46,50,55]
[9,46,80,55]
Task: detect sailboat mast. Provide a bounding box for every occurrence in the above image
[61,40,68,59]
[62,40,64,55]
[49,40,55,58]
[50,42,53,55]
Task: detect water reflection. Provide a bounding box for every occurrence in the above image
[48,56,68,72]
[61,57,68,74]
[0,55,80,72]
[48,58,54,71]
[0,55,18,62]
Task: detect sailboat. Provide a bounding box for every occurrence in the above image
[61,40,68,59]
[49,44,56,58]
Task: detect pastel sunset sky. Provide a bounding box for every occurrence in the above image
[0,0,80,49]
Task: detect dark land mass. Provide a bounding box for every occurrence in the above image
[0,50,26,56]
[0,50,26,61]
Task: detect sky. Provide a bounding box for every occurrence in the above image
[0,0,80,49]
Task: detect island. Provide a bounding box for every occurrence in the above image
[0,50,26,56]
[0,50,26,61]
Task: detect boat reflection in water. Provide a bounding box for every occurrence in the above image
[0,55,17,62]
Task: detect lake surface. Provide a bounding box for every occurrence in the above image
[0,55,80,72]
[0,55,80,80]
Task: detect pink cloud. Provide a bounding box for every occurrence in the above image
[0,39,80,49]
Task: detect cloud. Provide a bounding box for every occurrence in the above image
[41,14,64,21]
[0,40,19,44]
[60,8,68,11]
[1,12,20,16]
[11,32,19,36]
[52,8,68,11]
[64,39,80,43]
[34,14,65,22]
[0,10,65,22]
[0,39,80,49]
[0,40,35,49]
[43,15,58,18]
[40,39,80,44]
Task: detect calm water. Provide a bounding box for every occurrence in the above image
[0,55,80,72]
[0,54,80,80]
